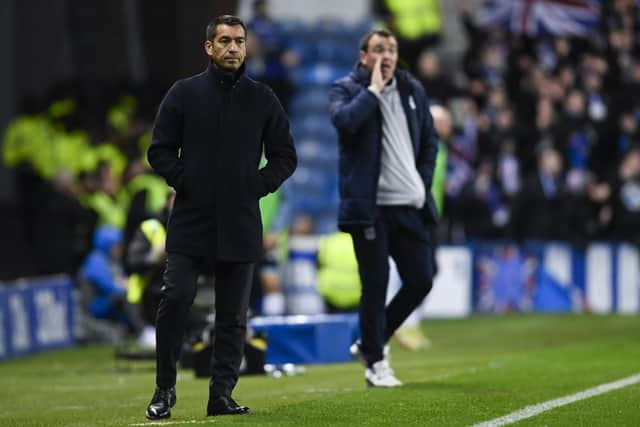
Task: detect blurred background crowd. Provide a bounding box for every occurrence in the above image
[1,0,639,338]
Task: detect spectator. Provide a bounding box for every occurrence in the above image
[250,232,286,316]
[80,226,146,340]
[121,158,171,267]
[373,0,442,72]
[126,190,175,327]
[246,0,296,109]
[458,158,509,240]
[415,51,458,104]
[316,231,361,313]
[513,146,567,241]
[610,147,640,245]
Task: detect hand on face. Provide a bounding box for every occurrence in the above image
[370,56,392,92]
[361,34,397,92]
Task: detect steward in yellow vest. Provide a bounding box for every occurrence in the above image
[374,0,442,71]
[316,232,362,312]
[125,191,174,322]
[121,159,172,251]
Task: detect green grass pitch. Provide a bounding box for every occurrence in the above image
[1,314,639,426]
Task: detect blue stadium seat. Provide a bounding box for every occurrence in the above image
[316,40,357,66]
[312,18,349,40]
[290,64,351,88]
[277,19,376,235]
[314,212,339,234]
[290,88,330,115]
[288,164,326,191]
[290,114,337,141]
[347,19,378,40]
[295,139,339,168]
[288,40,319,66]
[277,20,303,37]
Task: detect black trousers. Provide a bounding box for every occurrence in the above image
[349,206,435,366]
[155,252,254,399]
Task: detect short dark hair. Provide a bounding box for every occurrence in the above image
[359,28,396,52]
[206,15,246,41]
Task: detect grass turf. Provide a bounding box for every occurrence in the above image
[0,314,639,426]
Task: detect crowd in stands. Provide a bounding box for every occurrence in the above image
[2,93,170,343]
[2,93,166,275]
[435,1,640,246]
[2,1,640,330]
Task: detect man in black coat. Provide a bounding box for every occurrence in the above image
[145,15,296,420]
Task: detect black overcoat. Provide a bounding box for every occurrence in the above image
[148,62,296,262]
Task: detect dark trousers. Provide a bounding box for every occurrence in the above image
[349,206,435,366]
[155,252,254,399]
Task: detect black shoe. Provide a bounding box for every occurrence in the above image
[207,396,250,416]
[145,387,176,420]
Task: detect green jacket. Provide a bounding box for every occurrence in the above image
[384,0,442,39]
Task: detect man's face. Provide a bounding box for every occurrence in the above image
[360,34,398,80]
[205,24,246,71]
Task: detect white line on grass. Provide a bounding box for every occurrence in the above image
[469,372,640,427]
[129,420,214,426]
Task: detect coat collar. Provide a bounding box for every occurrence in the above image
[353,62,371,85]
[207,60,246,88]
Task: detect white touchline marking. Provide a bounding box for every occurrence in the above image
[129,420,215,426]
[469,373,640,427]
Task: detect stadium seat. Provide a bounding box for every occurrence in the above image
[290,64,351,88]
[290,114,337,141]
[289,88,330,115]
[295,139,339,168]
[278,19,368,235]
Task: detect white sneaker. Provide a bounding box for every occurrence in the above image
[137,326,156,349]
[365,360,402,388]
[349,340,390,366]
